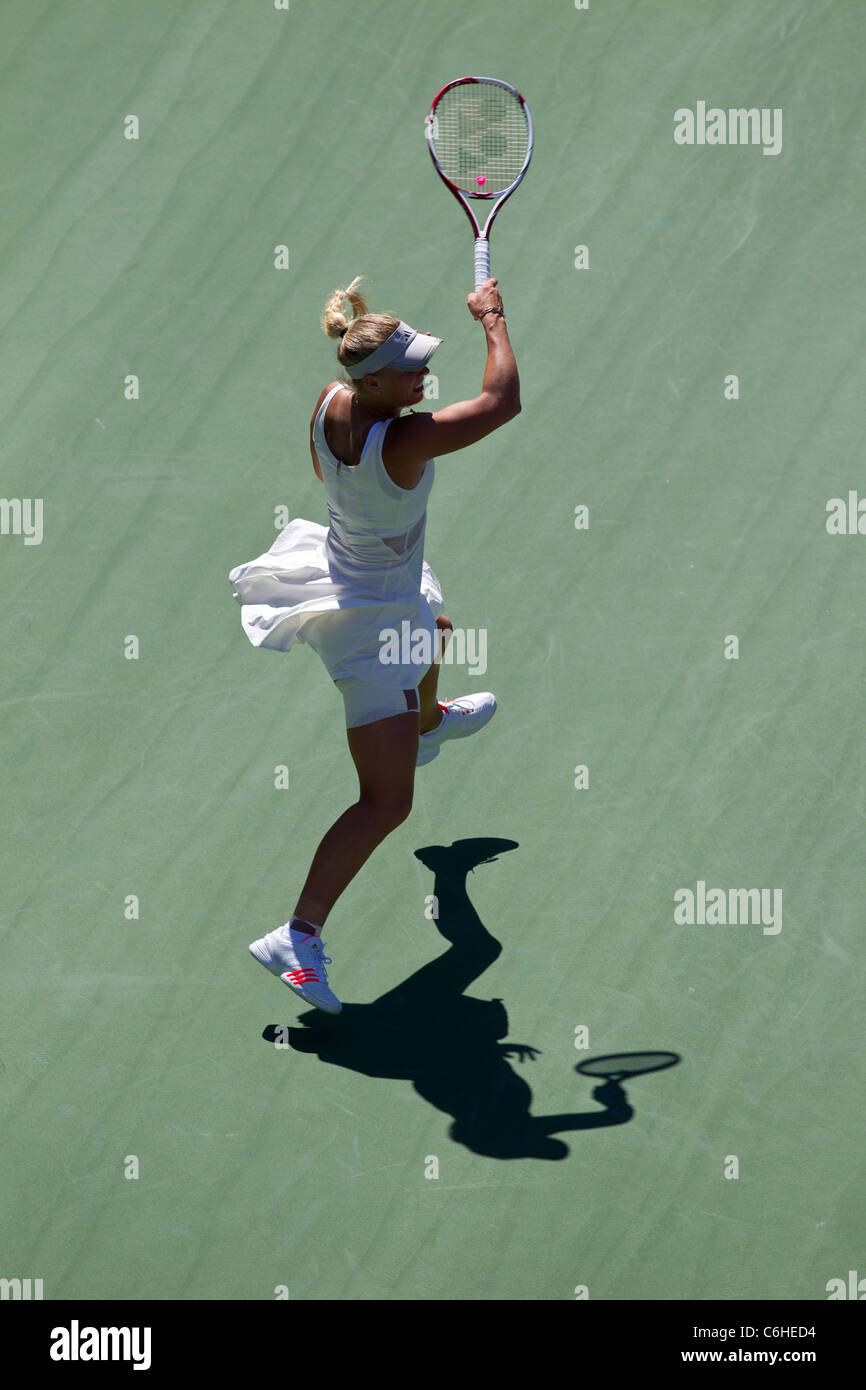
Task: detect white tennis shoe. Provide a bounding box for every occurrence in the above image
[249,925,342,1014]
[416,692,497,767]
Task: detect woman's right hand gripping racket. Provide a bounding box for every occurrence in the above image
[425,76,534,290]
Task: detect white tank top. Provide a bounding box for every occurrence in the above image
[312,384,435,602]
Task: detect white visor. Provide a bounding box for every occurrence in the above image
[345,321,442,379]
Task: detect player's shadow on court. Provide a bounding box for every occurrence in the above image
[263,838,676,1161]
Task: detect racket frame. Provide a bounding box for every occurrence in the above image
[425,76,534,290]
[576,1052,681,1083]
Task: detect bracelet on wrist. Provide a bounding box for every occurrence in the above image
[478,306,505,322]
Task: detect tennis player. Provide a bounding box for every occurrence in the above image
[231,275,520,1013]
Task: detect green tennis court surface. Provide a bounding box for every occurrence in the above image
[1,0,864,1303]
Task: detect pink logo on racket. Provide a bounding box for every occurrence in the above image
[476,176,486,186]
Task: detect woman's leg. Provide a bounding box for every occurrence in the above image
[418,615,452,734]
[292,710,418,927]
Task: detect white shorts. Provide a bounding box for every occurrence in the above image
[335,678,420,730]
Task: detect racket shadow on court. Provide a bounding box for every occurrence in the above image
[263,838,680,1161]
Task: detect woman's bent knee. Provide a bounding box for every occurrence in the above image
[360,790,413,831]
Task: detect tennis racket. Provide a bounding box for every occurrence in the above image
[576,1052,681,1084]
[425,76,533,290]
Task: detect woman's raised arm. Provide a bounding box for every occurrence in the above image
[383,279,520,473]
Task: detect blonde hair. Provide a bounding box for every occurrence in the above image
[321,276,399,385]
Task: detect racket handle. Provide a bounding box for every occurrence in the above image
[474,237,491,291]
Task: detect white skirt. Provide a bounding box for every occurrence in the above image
[228,517,445,689]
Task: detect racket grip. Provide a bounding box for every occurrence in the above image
[474,237,491,291]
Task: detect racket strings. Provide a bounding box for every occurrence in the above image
[432,84,529,195]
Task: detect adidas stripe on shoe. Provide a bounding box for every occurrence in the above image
[249,925,342,1014]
